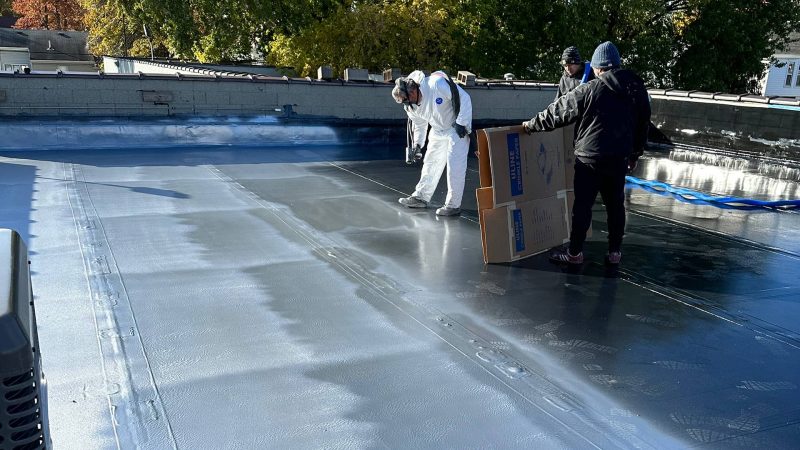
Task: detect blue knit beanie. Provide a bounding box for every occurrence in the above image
[590,41,621,69]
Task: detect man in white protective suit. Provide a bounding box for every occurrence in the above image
[391,70,473,216]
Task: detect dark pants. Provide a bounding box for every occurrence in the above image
[569,158,627,255]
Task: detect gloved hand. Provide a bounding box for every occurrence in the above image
[454,123,468,139]
[406,145,423,164]
[522,121,534,135]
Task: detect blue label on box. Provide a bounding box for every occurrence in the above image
[512,209,525,252]
[507,133,523,196]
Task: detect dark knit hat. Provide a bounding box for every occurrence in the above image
[591,41,621,69]
[561,46,581,65]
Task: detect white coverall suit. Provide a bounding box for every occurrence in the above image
[404,70,473,209]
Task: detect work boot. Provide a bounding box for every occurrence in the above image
[549,248,584,265]
[435,206,461,216]
[399,196,427,208]
[606,251,622,265]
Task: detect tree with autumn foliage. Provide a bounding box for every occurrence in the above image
[12,0,85,31]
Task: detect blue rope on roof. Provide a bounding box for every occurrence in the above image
[625,176,800,210]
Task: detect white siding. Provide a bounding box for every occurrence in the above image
[31,60,96,72]
[763,57,800,97]
[0,47,31,71]
[102,56,221,76]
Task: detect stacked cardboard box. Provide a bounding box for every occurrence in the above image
[476,124,586,264]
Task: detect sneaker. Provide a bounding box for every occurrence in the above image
[435,206,461,216]
[606,251,622,265]
[549,248,584,265]
[399,196,427,208]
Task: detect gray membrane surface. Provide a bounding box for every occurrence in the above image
[2,142,800,449]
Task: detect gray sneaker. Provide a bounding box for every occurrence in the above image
[399,196,427,208]
[435,206,461,216]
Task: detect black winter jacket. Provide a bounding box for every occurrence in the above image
[530,68,651,164]
[555,62,594,100]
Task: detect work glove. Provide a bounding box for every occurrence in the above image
[522,121,535,135]
[405,144,423,164]
[454,123,469,139]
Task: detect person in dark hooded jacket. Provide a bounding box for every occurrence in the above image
[555,46,595,99]
[523,41,651,266]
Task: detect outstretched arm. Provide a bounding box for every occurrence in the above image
[523,84,585,133]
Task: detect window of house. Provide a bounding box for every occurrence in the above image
[2,64,28,72]
[786,62,796,87]
[796,62,800,87]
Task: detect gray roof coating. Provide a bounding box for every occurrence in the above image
[1,119,799,448]
[0,27,92,61]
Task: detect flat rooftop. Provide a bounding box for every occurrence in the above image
[1,125,799,449]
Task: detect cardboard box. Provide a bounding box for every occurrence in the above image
[478,192,570,263]
[477,125,574,263]
[477,125,567,207]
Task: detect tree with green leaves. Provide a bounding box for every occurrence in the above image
[556,0,800,93]
[107,0,342,62]
[81,0,152,57]
[78,0,800,94]
[553,0,688,87]
[452,0,569,80]
[672,0,800,93]
[265,0,686,82]
[268,0,463,76]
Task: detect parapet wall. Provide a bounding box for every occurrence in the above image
[649,91,800,160]
[0,72,555,123]
[1,72,799,160]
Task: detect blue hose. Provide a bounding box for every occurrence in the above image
[625,176,800,210]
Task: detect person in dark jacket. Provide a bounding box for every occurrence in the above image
[523,41,651,265]
[555,46,595,99]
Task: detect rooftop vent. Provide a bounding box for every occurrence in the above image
[0,229,50,450]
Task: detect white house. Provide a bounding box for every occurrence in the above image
[102,56,291,78]
[0,28,95,73]
[0,46,30,72]
[761,34,800,97]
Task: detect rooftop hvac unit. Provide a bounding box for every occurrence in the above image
[456,70,476,87]
[344,68,369,82]
[383,68,402,82]
[0,229,49,450]
[317,65,333,81]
